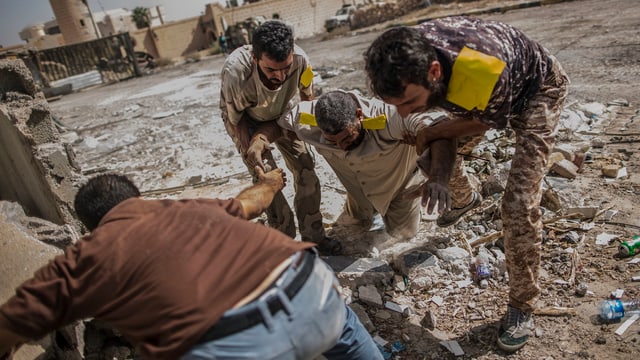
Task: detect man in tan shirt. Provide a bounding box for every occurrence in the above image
[247,90,476,240]
[220,20,340,254]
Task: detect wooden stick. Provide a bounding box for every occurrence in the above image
[470,231,503,248]
[534,306,577,316]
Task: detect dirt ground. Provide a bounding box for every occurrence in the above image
[48,0,640,358]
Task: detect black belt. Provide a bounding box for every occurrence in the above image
[198,250,316,343]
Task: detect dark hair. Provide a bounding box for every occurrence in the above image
[251,20,294,62]
[315,91,359,135]
[74,174,140,231]
[364,26,437,99]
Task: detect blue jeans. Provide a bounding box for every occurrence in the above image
[181,254,382,360]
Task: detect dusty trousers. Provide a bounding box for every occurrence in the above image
[502,59,569,313]
[445,58,568,313]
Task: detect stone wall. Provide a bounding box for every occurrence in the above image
[130,17,212,61]
[0,59,82,236]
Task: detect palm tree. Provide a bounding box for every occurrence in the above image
[132,7,150,29]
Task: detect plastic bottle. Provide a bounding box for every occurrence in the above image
[599,299,640,321]
[618,235,640,257]
[474,254,491,288]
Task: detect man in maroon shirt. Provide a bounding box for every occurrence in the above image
[0,167,382,360]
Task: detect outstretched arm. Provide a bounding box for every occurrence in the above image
[245,122,284,170]
[235,166,285,219]
[417,138,457,215]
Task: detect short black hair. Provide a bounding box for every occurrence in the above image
[251,20,294,62]
[315,91,359,135]
[74,174,140,231]
[364,26,437,99]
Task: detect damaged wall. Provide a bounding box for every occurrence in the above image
[0,59,82,233]
[0,59,132,358]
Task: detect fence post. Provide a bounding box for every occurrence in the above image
[123,32,141,77]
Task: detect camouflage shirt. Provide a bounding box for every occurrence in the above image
[417,16,552,129]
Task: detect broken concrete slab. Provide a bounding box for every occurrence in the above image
[0,202,63,360]
[358,284,384,307]
[0,59,83,233]
[551,158,579,179]
[325,255,394,289]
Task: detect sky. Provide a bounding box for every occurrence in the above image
[0,0,235,47]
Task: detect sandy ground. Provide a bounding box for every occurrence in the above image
[48,0,640,358]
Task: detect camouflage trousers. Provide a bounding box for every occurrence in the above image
[447,58,568,312]
[223,118,325,243]
[503,59,569,313]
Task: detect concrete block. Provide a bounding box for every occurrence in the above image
[0,202,63,360]
[602,165,627,178]
[552,144,576,161]
[566,206,599,219]
[551,159,579,179]
[358,284,383,307]
[325,256,394,289]
[421,310,437,330]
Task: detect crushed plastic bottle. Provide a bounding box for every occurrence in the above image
[474,254,491,288]
[599,299,640,321]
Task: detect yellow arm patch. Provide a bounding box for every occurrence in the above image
[362,115,387,130]
[446,46,506,111]
[299,112,317,126]
[298,112,386,130]
[300,65,314,88]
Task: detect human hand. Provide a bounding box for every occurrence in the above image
[246,134,273,170]
[401,131,417,145]
[255,166,285,192]
[420,180,451,215]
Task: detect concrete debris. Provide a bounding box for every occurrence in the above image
[595,233,618,246]
[551,158,579,179]
[384,301,408,313]
[614,314,639,336]
[566,207,599,219]
[601,164,626,178]
[440,340,465,356]
[358,284,384,307]
[430,295,444,307]
[421,310,437,330]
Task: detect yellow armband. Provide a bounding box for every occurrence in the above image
[298,112,387,130]
[300,65,314,88]
[299,112,317,126]
[446,46,506,111]
[361,115,387,130]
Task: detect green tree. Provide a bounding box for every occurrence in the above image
[132,7,150,29]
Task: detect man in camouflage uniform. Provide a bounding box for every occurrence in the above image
[365,16,569,352]
[246,90,462,241]
[220,20,340,254]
